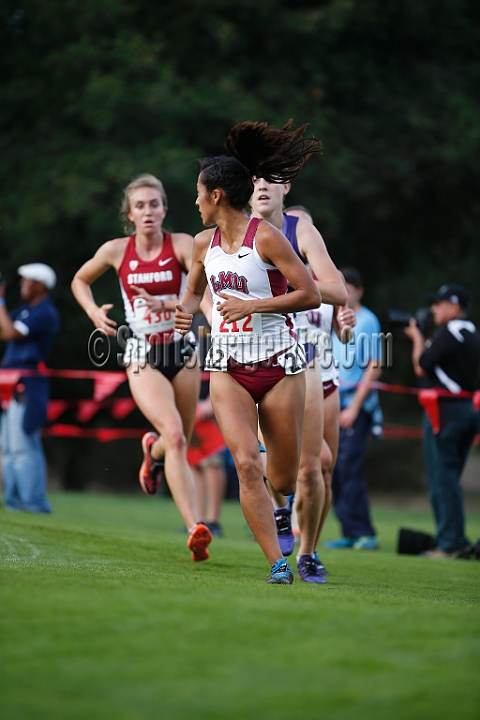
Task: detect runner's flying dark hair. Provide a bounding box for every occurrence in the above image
[199,120,322,210]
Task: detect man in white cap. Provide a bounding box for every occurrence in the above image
[0,264,60,512]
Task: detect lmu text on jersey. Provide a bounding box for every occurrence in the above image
[210,272,249,294]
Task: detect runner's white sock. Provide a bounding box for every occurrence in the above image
[272,498,289,510]
[296,553,316,561]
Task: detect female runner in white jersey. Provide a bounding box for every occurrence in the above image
[249,184,349,583]
[72,174,214,563]
[175,121,321,584]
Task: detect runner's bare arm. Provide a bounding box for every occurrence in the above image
[199,285,213,327]
[173,232,212,324]
[217,225,320,323]
[174,231,210,334]
[297,220,347,306]
[71,239,127,336]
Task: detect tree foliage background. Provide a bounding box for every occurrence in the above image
[1,0,480,374]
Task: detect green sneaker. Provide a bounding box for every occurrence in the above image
[353,536,379,550]
[324,537,356,549]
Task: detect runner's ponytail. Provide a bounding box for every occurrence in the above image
[199,120,321,211]
[225,120,321,184]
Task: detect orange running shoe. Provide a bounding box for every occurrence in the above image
[139,432,164,495]
[187,523,212,562]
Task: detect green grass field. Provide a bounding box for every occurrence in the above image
[1,493,479,720]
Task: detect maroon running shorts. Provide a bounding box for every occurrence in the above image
[323,380,338,399]
[227,357,286,404]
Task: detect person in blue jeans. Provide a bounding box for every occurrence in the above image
[404,283,480,559]
[0,263,60,513]
[325,268,383,550]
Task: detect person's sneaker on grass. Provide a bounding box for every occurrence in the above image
[265,558,294,584]
[353,536,379,550]
[205,521,223,538]
[187,522,212,561]
[274,500,294,556]
[297,554,327,584]
[421,545,472,560]
[139,432,164,495]
[313,551,330,576]
[324,537,356,549]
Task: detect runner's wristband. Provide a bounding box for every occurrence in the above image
[0,298,5,306]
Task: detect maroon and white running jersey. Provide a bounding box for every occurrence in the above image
[204,218,297,367]
[306,303,334,337]
[306,303,338,383]
[117,234,186,341]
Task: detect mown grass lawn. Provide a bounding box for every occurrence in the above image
[1,492,479,720]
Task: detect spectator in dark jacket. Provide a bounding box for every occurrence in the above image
[0,264,60,513]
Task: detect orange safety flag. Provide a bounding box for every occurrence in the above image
[47,400,69,422]
[76,400,101,423]
[418,389,441,434]
[187,418,226,467]
[110,398,136,419]
[93,372,126,401]
[0,369,22,410]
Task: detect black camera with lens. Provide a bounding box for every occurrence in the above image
[387,307,434,338]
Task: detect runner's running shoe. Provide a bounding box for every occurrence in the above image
[313,551,330,576]
[187,522,212,561]
[139,432,164,495]
[297,554,327,584]
[265,558,294,585]
[205,521,223,538]
[274,501,294,556]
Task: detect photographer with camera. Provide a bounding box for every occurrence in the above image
[388,307,434,340]
[0,264,60,513]
[404,284,480,559]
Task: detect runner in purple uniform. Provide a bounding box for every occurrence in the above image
[250,183,351,582]
[286,207,356,562]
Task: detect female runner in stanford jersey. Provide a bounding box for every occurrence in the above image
[250,184,349,583]
[72,174,213,562]
[175,121,321,584]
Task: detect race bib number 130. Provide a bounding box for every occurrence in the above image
[133,295,175,335]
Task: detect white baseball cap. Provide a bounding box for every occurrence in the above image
[18,263,57,289]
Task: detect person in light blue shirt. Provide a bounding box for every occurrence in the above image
[325,268,383,549]
[0,264,60,513]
